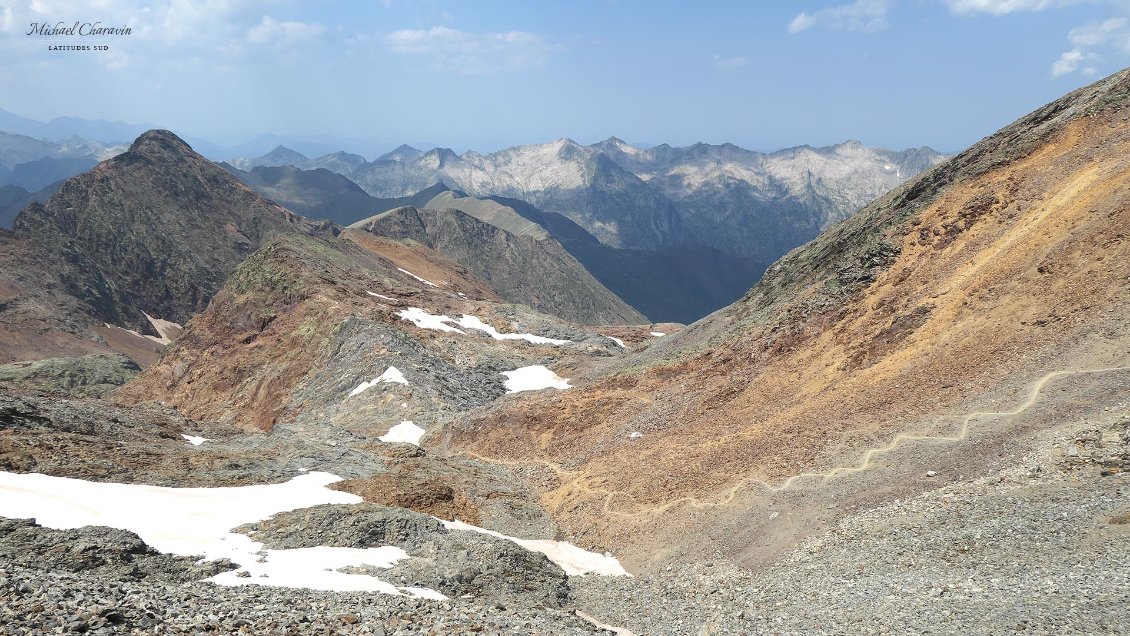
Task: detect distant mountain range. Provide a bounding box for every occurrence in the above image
[0,132,128,227]
[0,112,946,322]
[221,163,763,323]
[231,138,948,262]
[224,137,945,321]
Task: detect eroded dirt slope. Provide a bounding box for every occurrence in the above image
[441,69,1130,569]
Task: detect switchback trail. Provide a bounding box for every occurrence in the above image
[464,365,1130,519]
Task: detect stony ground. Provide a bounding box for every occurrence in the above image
[0,564,602,636]
[3,410,1125,635]
[572,410,1130,635]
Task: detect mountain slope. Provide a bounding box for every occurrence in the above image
[220,164,392,225]
[354,206,646,325]
[422,190,767,323]
[441,69,1130,568]
[9,130,319,338]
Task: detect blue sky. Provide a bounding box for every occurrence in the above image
[1,0,1128,155]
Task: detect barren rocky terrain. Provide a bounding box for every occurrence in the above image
[0,70,1126,635]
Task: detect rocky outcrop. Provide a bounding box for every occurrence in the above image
[0,518,234,582]
[240,503,572,607]
[0,353,139,397]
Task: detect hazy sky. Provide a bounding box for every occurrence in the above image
[1,0,1128,155]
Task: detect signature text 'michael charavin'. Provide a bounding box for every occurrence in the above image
[26,22,133,36]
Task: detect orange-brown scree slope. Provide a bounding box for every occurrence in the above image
[443,69,1130,569]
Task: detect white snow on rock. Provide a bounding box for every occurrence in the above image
[211,545,412,593]
[349,366,409,397]
[628,431,643,439]
[366,291,397,301]
[650,331,666,337]
[378,421,426,446]
[442,519,629,577]
[397,267,438,287]
[455,315,570,345]
[180,434,211,446]
[605,335,627,348]
[397,307,466,333]
[501,366,572,393]
[397,308,569,345]
[0,471,442,598]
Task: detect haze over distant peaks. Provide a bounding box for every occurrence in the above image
[231,137,948,261]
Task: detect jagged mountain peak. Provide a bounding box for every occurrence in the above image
[420,147,460,166]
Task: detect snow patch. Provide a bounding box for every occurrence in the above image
[397,307,465,333]
[180,434,211,446]
[349,366,409,397]
[397,267,438,287]
[442,519,629,577]
[605,335,627,348]
[502,366,571,393]
[628,432,643,439]
[379,421,425,446]
[366,291,397,301]
[0,471,442,597]
[456,314,570,345]
[397,308,568,345]
[650,331,666,337]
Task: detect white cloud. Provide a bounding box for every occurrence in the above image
[711,54,748,69]
[385,25,555,73]
[1050,15,1130,76]
[788,0,893,34]
[1068,16,1129,46]
[1050,48,1089,75]
[247,16,327,46]
[944,0,1082,15]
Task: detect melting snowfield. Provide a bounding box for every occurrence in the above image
[397,307,570,345]
[378,421,426,446]
[443,520,628,577]
[502,365,572,393]
[0,470,628,594]
[0,471,437,596]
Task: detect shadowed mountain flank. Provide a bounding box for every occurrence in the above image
[354,205,645,326]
